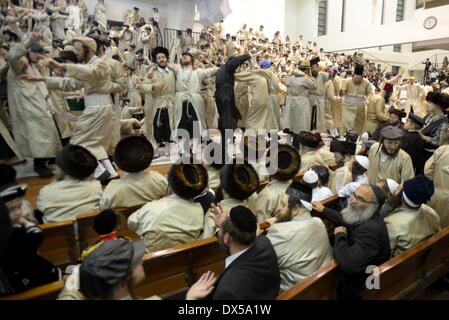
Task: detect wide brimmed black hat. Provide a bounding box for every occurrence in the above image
[56,144,97,179]
[309,55,320,66]
[298,131,321,149]
[168,163,208,199]
[330,140,356,155]
[220,163,259,200]
[354,64,364,76]
[113,136,154,173]
[266,144,301,181]
[151,46,169,61]
[426,92,449,111]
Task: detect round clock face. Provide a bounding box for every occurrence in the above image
[424,16,437,29]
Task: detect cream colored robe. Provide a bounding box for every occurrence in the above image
[234,81,249,128]
[206,166,221,189]
[317,145,335,166]
[267,215,333,293]
[365,94,388,134]
[50,12,67,40]
[94,4,108,30]
[385,204,441,257]
[128,194,204,253]
[37,177,103,224]
[367,143,415,185]
[6,43,62,158]
[283,70,316,133]
[329,162,352,194]
[48,88,74,140]
[234,71,270,130]
[309,72,330,132]
[340,78,373,135]
[100,170,168,209]
[332,76,343,129]
[255,180,290,222]
[168,64,219,137]
[138,67,176,150]
[45,55,117,160]
[299,151,325,172]
[424,145,449,228]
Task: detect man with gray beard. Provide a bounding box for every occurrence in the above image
[312,184,390,300]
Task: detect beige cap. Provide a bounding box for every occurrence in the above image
[72,36,97,53]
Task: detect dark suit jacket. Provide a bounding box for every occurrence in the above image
[322,208,391,300]
[205,235,280,300]
[214,54,251,130]
[401,131,425,175]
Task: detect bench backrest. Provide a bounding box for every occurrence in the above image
[38,220,78,268]
[0,280,65,300]
[276,259,339,300]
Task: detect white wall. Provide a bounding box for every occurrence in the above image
[221,0,286,39]
[85,0,164,23]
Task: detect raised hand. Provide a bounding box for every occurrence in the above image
[186,271,216,300]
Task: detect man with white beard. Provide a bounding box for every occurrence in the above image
[312,184,390,300]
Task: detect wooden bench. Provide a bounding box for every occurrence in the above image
[0,280,65,301]
[276,259,339,300]
[362,226,449,300]
[38,220,78,268]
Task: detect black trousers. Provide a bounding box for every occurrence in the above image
[178,101,199,139]
[153,107,172,143]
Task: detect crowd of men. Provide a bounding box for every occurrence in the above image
[1,0,449,301]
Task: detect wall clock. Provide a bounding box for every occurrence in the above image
[423,16,437,29]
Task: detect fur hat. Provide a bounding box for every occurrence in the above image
[330,140,356,155]
[426,92,449,110]
[388,107,407,119]
[56,144,98,179]
[241,135,268,159]
[266,144,301,181]
[220,163,259,200]
[167,163,208,199]
[151,46,169,61]
[298,131,321,149]
[113,136,154,173]
[354,64,364,76]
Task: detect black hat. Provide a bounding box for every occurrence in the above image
[136,57,144,62]
[330,140,356,155]
[408,113,425,128]
[298,131,321,149]
[403,175,434,207]
[167,163,208,199]
[380,125,403,140]
[344,131,359,143]
[59,50,78,63]
[388,107,407,119]
[0,164,17,190]
[129,44,136,48]
[52,38,63,43]
[310,55,320,66]
[80,239,145,299]
[56,144,98,179]
[220,163,259,200]
[186,28,192,33]
[370,184,386,208]
[354,64,364,76]
[267,144,301,181]
[229,206,257,233]
[426,92,449,110]
[0,184,27,203]
[133,7,140,11]
[136,48,144,54]
[30,42,44,53]
[204,141,226,170]
[114,136,154,173]
[151,46,169,61]
[93,209,118,236]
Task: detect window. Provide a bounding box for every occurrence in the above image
[416,0,424,9]
[396,0,405,22]
[393,44,402,52]
[317,0,327,36]
[341,0,345,32]
[392,66,400,75]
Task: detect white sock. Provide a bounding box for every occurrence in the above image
[101,159,119,178]
[93,162,107,179]
[164,142,170,156]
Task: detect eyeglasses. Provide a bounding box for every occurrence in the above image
[352,193,375,204]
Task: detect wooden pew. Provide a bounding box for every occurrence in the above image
[0,280,65,301]
[38,220,78,268]
[276,259,339,300]
[362,226,449,300]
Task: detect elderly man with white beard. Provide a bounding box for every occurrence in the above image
[312,184,390,300]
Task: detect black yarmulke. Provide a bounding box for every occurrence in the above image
[229,206,257,233]
[93,209,118,235]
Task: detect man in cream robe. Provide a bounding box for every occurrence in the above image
[128,194,204,253]
[364,91,388,134]
[309,58,330,132]
[66,0,82,35]
[340,66,373,135]
[425,143,449,228]
[6,34,62,175]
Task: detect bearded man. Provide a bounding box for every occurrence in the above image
[312,184,390,300]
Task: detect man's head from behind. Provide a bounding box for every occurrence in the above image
[218,206,257,254]
[342,184,383,226]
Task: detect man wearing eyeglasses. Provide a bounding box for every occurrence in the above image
[312,184,390,300]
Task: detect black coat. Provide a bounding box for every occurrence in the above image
[214,54,251,130]
[205,235,280,300]
[322,208,391,300]
[401,131,425,175]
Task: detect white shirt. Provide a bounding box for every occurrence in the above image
[338,174,369,198]
[225,247,250,268]
[312,186,334,202]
